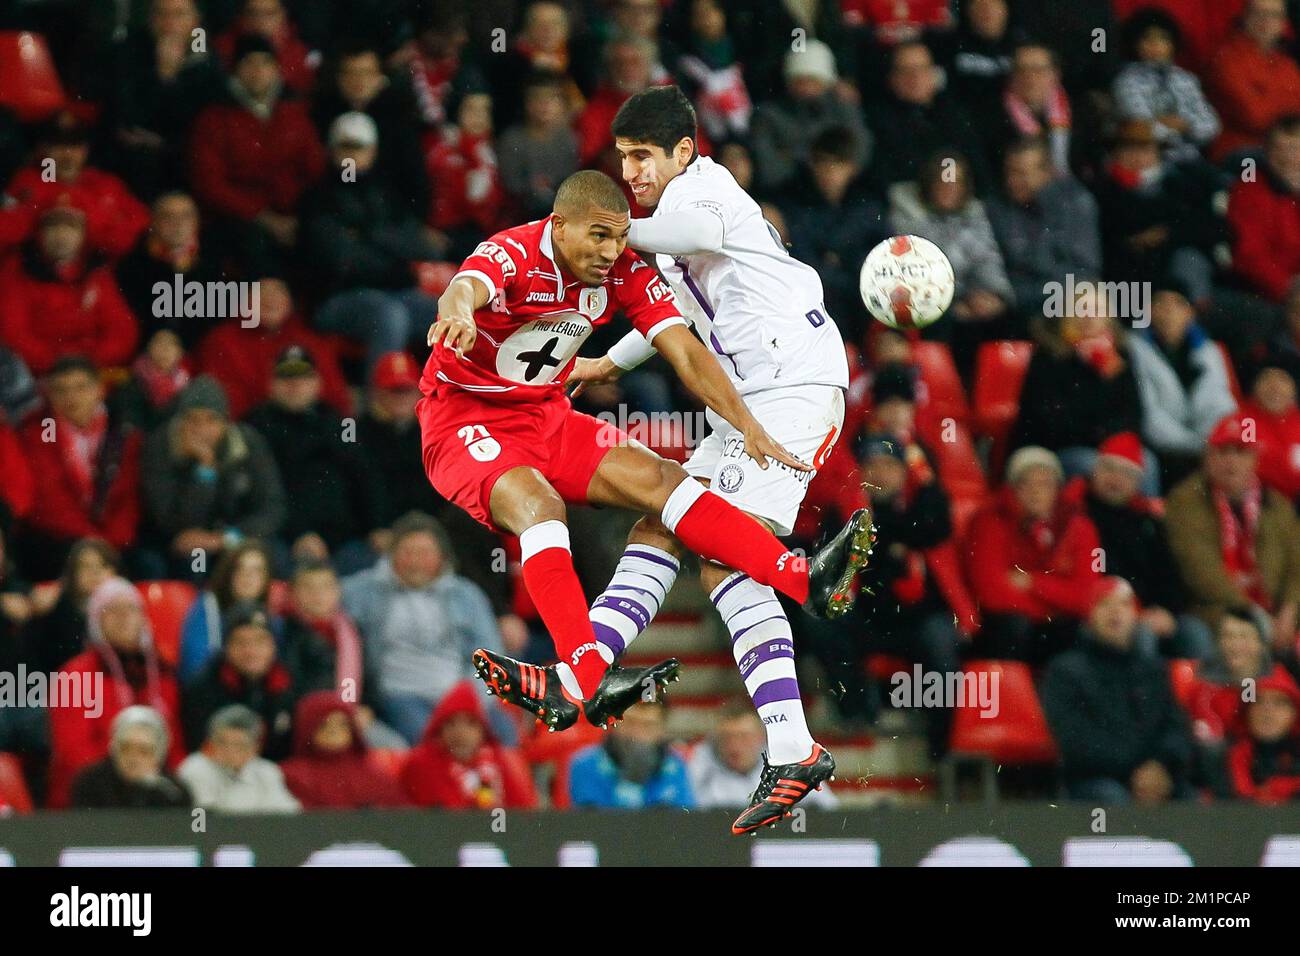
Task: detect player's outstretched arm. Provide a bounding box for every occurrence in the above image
[427,275,490,357]
[651,324,810,473]
[627,208,724,256]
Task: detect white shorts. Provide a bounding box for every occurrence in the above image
[684,384,845,536]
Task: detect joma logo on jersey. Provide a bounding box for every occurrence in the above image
[525,290,557,303]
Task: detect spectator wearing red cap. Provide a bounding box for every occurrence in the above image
[1041,575,1193,803]
[194,277,351,420]
[1226,115,1300,302]
[1062,431,1213,661]
[188,33,326,274]
[1243,366,1300,500]
[16,357,142,580]
[2,112,149,261]
[0,207,139,376]
[1225,669,1300,802]
[1205,0,1300,162]
[1166,411,1300,653]
[964,446,1103,663]
[401,679,537,809]
[1127,281,1238,488]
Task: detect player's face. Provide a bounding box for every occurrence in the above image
[616,137,692,208]
[552,207,630,284]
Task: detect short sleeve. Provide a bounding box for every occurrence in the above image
[456,235,526,303]
[615,255,688,343]
[659,172,728,231]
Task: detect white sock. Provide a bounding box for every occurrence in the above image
[711,571,815,764]
[589,545,680,662]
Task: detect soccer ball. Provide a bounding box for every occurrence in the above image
[859,235,955,330]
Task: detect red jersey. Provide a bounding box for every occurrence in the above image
[419,216,686,404]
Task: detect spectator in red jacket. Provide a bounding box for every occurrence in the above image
[0,420,33,529]
[189,34,326,274]
[279,691,408,809]
[18,357,142,579]
[1244,366,1300,501]
[47,576,184,808]
[426,92,506,259]
[1226,668,1300,802]
[1205,0,1300,161]
[2,112,149,261]
[194,277,351,419]
[964,445,1102,662]
[1187,608,1284,749]
[1227,115,1300,302]
[401,680,537,809]
[0,207,139,375]
[216,0,318,96]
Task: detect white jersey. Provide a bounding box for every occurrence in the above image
[649,155,848,396]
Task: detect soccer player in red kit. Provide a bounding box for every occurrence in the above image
[419,171,873,735]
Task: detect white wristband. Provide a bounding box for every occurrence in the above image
[608,330,658,370]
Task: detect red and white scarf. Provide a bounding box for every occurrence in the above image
[1215,482,1267,607]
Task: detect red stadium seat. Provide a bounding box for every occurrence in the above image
[972,340,1033,477]
[136,580,197,667]
[913,340,971,426]
[0,752,33,814]
[0,32,66,122]
[865,653,910,681]
[947,660,1057,765]
[923,417,987,501]
[1168,659,1200,712]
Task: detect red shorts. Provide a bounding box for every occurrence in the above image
[418,388,627,530]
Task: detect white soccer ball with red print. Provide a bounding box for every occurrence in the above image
[859,235,955,330]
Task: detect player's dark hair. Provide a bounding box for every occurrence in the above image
[554,169,629,216]
[611,85,698,158]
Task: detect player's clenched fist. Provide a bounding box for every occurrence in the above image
[427,312,478,357]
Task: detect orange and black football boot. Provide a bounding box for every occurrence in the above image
[731,743,836,835]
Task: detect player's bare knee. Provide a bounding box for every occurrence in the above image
[627,515,683,559]
[489,467,567,534]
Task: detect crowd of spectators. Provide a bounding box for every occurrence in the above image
[3,0,1300,812]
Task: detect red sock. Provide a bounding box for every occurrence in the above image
[519,520,606,698]
[666,483,809,604]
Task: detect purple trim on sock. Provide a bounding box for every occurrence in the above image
[752,678,802,709]
[736,639,795,679]
[591,620,627,657]
[593,594,651,630]
[624,548,681,573]
[732,616,789,645]
[723,599,781,626]
[710,573,751,607]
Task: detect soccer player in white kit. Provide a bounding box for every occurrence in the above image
[566,85,873,833]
